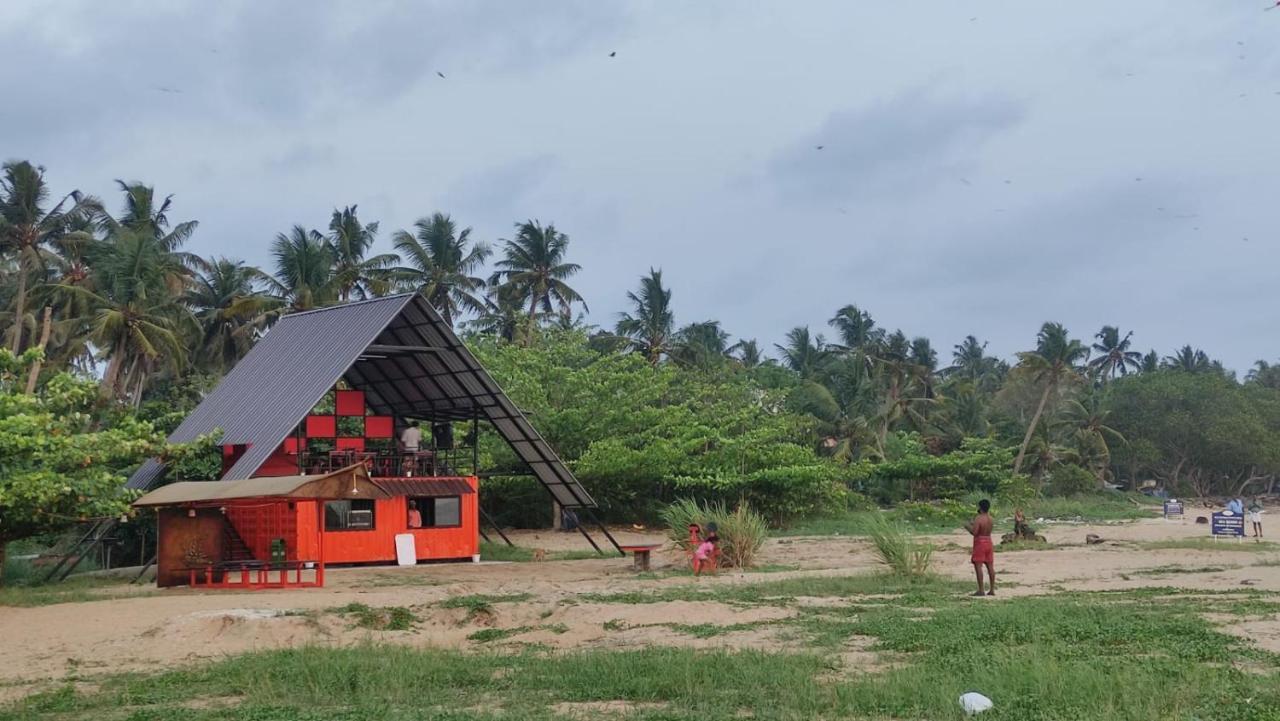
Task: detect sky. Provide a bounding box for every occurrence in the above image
[3,1,1277,373]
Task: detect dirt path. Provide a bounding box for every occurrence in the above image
[3,518,1278,699]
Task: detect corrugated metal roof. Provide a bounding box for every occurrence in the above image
[373,478,475,497]
[132,464,386,506]
[126,293,596,509]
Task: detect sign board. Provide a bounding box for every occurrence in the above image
[394,533,417,566]
[1163,500,1184,520]
[1211,511,1245,538]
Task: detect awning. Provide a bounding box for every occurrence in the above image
[132,464,390,507]
[373,478,475,497]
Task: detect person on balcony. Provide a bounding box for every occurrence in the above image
[401,420,422,452]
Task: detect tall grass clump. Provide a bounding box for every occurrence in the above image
[866,514,933,577]
[660,499,768,568]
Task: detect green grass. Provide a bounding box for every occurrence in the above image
[331,603,418,631]
[0,569,148,608]
[1138,539,1280,553]
[582,572,967,606]
[8,588,1280,721]
[478,541,604,562]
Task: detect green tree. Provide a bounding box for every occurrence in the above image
[942,335,1006,394]
[729,339,764,369]
[615,268,674,364]
[391,212,491,327]
[1247,360,1280,390]
[0,350,164,581]
[186,257,274,373]
[828,304,884,351]
[1088,325,1141,381]
[490,220,586,325]
[326,205,397,301]
[267,226,335,312]
[1012,322,1088,474]
[774,326,829,380]
[671,320,730,370]
[0,161,97,354]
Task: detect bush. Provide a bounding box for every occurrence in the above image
[865,514,934,577]
[659,499,768,569]
[1047,464,1098,496]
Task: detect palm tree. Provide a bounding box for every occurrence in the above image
[267,226,335,312]
[1012,322,1089,474]
[1088,326,1141,381]
[1059,391,1125,483]
[391,213,491,327]
[943,335,1006,393]
[729,339,764,369]
[615,268,674,364]
[32,221,100,373]
[774,326,829,379]
[1162,345,1213,373]
[186,257,275,373]
[0,161,97,353]
[490,220,586,325]
[327,205,397,301]
[1140,350,1159,373]
[828,304,884,351]
[1246,360,1280,389]
[471,283,529,344]
[671,320,730,369]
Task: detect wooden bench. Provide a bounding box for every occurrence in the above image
[618,544,662,572]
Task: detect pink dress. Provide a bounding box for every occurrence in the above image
[695,541,715,560]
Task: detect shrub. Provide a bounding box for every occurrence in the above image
[865,514,934,577]
[1047,464,1097,496]
[659,499,768,569]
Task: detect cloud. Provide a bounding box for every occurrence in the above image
[766,89,1025,203]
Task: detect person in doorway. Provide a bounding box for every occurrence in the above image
[1248,498,1264,538]
[401,420,422,452]
[407,500,423,529]
[966,499,995,596]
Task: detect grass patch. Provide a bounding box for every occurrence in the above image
[866,514,934,576]
[331,603,418,631]
[582,572,967,606]
[1130,564,1238,577]
[0,573,147,608]
[478,542,603,563]
[9,588,1280,721]
[998,540,1057,551]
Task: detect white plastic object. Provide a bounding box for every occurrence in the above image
[959,692,993,715]
[394,533,417,566]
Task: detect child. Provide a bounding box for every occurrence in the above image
[966,499,995,596]
[693,526,720,576]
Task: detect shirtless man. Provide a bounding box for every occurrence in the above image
[966,499,995,596]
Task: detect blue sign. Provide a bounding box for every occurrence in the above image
[1163,501,1184,518]
[1211,511,1245,537]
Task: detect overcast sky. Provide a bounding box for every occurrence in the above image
[3,1,1277,373]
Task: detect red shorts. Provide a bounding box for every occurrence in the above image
[971,535,994,564]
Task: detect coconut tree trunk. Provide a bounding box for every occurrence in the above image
[9,267,27,353]
[23,307,53,395]
[100,350,125,400]
[1014,380,1055,474]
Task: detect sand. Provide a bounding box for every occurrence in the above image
[2,516,1278,700]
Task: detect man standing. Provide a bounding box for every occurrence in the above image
[1248,498,1264,538]
[1228,497,1244,516]
[400,420,422,452]
[967,499,995,597]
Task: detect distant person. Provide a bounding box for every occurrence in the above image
[966,499,995,596]
[1248,498,1264,538]
[401,420,422,452]
[407,500,422,528]
[1228,497,1244,515]
[694,529,719,576]
[432,421,453,450]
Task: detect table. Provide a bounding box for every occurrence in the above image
[618,544,662,572]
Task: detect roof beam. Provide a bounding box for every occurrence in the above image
[363,344,446,355]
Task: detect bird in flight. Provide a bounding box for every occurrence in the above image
[815,145,824,150]
[609,51,616,57]
[436,71,446,79]
[155,86,182,93]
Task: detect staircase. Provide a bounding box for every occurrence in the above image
[221,518,256,562]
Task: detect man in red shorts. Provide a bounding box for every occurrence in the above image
[967,498,995,596]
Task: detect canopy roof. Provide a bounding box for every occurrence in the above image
[133,464,388,507]
[126,293,596,508]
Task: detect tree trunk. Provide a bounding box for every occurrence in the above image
[9,267,27,353]
[1014,380,1054,474]
[23,307,53,394]
[100,351,125,400]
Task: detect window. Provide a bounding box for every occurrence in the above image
[325,499,376,531]
[407,497,462,528]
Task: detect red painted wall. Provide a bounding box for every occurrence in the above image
[231,476,481,565]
